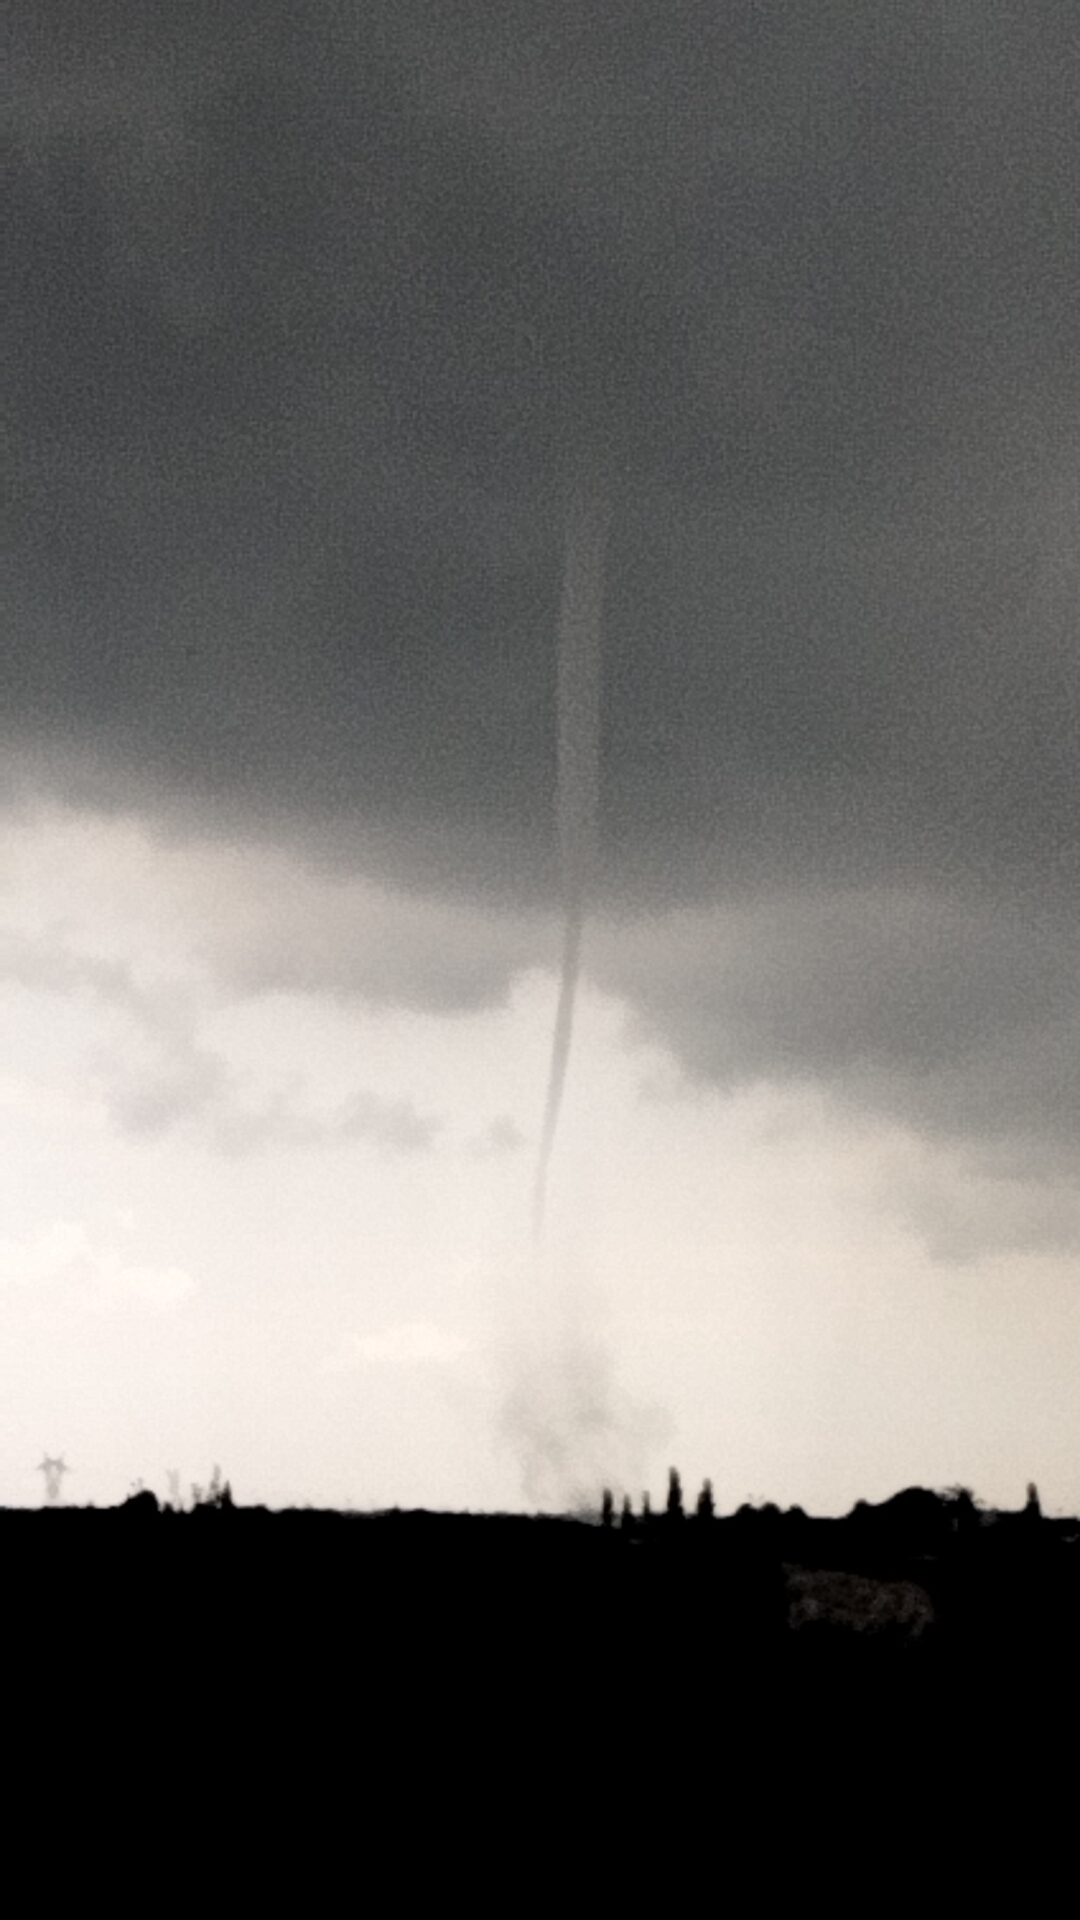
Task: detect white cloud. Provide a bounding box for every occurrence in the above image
[0,1220,197,1315]
[93,1255,196,1313]
[330,1321,473,1369]
[0,868,442,1156]
[0,1221,92,1289]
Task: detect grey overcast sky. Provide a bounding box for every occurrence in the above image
[3,3,1077,1514]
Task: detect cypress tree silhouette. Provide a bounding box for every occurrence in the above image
[666,1468,684,1522]
[695,1479,715,1521]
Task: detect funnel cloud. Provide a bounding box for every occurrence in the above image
[533,475,610,1235]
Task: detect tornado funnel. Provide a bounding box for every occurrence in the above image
[533,474,610,1237]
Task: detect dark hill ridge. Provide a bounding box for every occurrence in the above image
[2,1484,1073,1884]
[4,1482,1076,1671]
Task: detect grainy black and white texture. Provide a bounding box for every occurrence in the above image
[4,4,1077,1516]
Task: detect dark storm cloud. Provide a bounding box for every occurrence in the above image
[6,5,1077,1157]
[594,888,1078,1164]
[198,861,545,1012]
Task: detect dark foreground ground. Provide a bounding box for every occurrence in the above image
[3,1493,1074,1892]
[5,1493,1075,1675]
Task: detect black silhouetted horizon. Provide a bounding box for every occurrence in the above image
[7,1475,1075,1668]
[6,1468,1074,1881]
[9,1470,1075,1530]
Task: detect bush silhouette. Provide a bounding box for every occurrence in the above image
[193,1465,234,1511]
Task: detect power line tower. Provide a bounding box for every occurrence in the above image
[37,1455,71,1505]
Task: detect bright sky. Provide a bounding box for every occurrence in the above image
[2,803,1074,1516]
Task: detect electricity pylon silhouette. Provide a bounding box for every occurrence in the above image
[37,1455,71,1505]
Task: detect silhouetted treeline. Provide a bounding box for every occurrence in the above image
[4,1479,1075,1678]
[3,1478,1074,1896]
